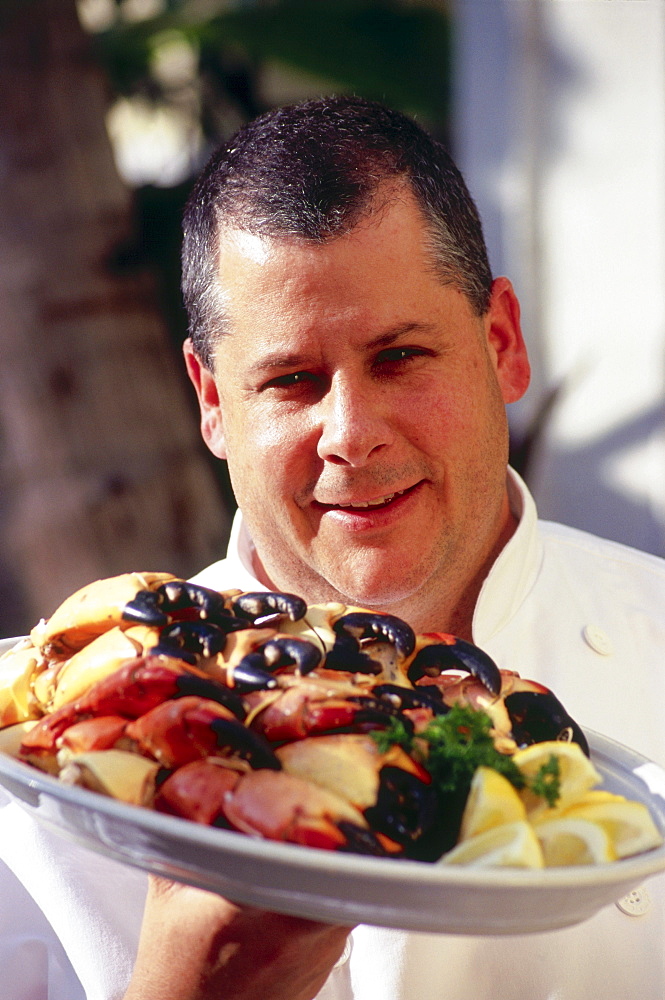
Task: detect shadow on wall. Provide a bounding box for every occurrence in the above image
[528,401,665,558]
[463,3,664,560]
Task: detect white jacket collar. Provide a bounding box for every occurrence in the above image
[472,468,543,646]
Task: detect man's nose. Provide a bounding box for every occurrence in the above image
[316,378,393,466]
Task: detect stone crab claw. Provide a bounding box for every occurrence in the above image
[278,605,417,680]
[406,633,502,697]
[276,734,442,859]
[327,611,416,676]
[19,656,247,762]
[418,666,589,755]
[502,681,590,755]
[245,675,414,744]
[58,749,161,806]
[156,761,378,852]
[30,572,178,657]
[122,580,246,631]
[230,636,324,692]
[148,619,247,664]
[125,696,280,770]
[370,682,450,721]
[231,591,308,624]
[332,611,416,659]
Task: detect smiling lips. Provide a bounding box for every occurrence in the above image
[316,484,417,511]
[336,489,407,509]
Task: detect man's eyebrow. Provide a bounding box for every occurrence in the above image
[247,352,313,378]
[364,321,437,351]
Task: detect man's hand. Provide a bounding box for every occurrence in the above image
[123,876,352,1000]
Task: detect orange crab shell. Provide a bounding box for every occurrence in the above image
[221,767,369,849]
[125,695,241,769]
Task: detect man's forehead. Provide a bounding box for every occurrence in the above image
[221,228,273,265]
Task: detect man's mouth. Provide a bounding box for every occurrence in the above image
[335,489,407,509]
[315,483,419,511]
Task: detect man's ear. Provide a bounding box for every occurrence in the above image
[484,277,531,404]
[183,338,228,460]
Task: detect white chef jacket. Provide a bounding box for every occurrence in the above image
[1,469,664,1000]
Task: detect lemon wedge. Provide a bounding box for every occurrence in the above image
[560,798,663,859]
[441,820,544,868]
[535,816,616,866]
[513,741,601,817]
[459,766,527,840]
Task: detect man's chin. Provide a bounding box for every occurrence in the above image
[313,564,429,615]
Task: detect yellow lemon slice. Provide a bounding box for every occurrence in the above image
[513,741,601,817]
[529,789,628,826]
[535,816,616,866]
[561,799,663,859]
[564,789,626,806]
[441,820,544,869]
[459,766,527,840]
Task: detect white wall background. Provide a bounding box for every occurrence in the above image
[454,0,665,556]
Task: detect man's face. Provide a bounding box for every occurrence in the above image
[185,189,530,631]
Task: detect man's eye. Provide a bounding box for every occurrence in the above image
[374,347,429,366]
[263,371,317,390]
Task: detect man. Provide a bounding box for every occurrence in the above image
[2,96,665,1000]
[123,96,665,999]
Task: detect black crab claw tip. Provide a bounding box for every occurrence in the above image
[261,636,322,676]
[231,637,321,692]
[407,638,502,697]
[209,717,282,770]
[173,673,247,720]
[152,621,230,662]
[336,822,391,857]
[371,683,450,717]
[333,612,416,660]
[503,690,590,756]
[232,591,308,623]
[347,696,416,732]
[364,766,439,857]
[123,582,236,629]
[159,581,228,621]
[122,588,168,627]
[324,631,383,675]
[231,652,280,693]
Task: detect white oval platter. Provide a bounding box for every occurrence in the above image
[1,642,664,935]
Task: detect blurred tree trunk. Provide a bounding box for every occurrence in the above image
[0,0,231,636]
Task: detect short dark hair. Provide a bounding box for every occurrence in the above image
[182,95,493,368]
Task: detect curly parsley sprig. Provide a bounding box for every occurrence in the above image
[528,754,561,808]
[371,704,562,808]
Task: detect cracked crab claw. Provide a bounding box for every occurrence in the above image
[406,633,502,697]
[0,640,44,726]
[277,734,441,860]
[58,749,160,806]
[30,572,177,658]
[222,768,371,850]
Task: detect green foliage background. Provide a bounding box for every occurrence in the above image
[94,1,451,137]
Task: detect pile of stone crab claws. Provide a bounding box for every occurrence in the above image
[0,572,589,862]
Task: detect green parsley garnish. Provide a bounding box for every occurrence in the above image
[528,754,561,808]
[371,704,525,795]
[371,704,562,808]
[417,704,525,794]
[370,716,414,755]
